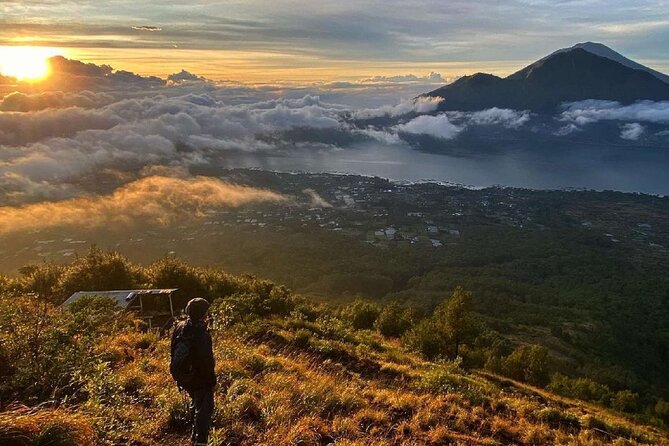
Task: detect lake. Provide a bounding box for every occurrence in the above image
[216,142,669,195]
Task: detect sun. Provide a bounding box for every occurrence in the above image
[0,46,63,81]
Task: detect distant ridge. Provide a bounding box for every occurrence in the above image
[425,43,669,112]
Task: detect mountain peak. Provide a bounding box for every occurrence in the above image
[425,43,669,112]
[552,42,669,83]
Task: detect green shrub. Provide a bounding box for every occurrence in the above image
[147,256,207,303]
[501,344,551,386]
[548,374,613,405]
[17,263,64,303]
[241,354,281,376]
[0,295,85,401]
[226,379,263,422]
[432,286,479,358]
[611,390,640,413]
[534,407,580,429]
[374,302,414,337]
[54,247,140,302]
[342,299,381,330]
[655,399,669,424]
[34,424,80,446]
[402,319,444,359]
[415,362,464,393]
[67,295,131,335]
[165,395,191,433]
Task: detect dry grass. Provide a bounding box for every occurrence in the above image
[0,405,96,446]
[2,320,668,446]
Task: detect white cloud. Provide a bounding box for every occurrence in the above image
[358,72,445,84]
[561,100,669,125]
[553,123,581,136]
[353,96,443,119]
[0,92,356,202]
[9,56,651,209]
[388,107,531,140]
[0,106,121,145]
[466,108,531,129]
[0,90,115,112]
[352,127,402,144]
[132,25,162,32]
[394,113,462,140]
[620,122,645,140]
[445,107,531,129]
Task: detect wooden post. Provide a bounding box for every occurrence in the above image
[169,292,175,317]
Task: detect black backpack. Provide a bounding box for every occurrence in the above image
[170,330,196,389]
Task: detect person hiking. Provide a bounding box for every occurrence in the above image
[170,298,216,446]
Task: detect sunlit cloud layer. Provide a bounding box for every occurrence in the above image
[0,57,668,210]
[0,175,287,234]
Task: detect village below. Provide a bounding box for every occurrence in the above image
[2,169,667,271]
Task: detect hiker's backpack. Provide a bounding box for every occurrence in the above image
[170,330,196,389]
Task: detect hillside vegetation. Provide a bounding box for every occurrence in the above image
[1,249,668,445]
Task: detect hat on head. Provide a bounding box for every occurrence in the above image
[185,297,210,321]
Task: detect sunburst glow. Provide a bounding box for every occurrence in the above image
[0,46,63,81]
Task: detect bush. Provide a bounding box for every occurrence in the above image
[147,257,208,307]
[581,415,632,438]
[548,374,613,405]
[342,299,381,330]
[611,390,640,413]
[67,295,132,335]
[17,263,64,303]
[374,302,415,337]
[402,319,444,359]
[226,379,263,422]
[415,360,464,393]
[0,295,81,401]
[501,344,551,386]
[655,399,669,424]
[534,407,580,429]
[54,247,140,302]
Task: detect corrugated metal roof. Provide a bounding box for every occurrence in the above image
[62,289,177,309]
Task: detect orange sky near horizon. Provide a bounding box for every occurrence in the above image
[0,45,537,84]
[2,45,669,86]
[60,47,529,84]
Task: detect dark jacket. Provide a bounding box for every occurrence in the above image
[171,319,216,390]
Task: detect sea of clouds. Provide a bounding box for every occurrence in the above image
[1,56,668,229]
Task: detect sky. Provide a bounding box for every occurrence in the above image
[1,0,668,82]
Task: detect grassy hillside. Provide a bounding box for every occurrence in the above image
[1,171,668,406]
[1,250,668,445]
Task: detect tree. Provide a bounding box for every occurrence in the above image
[655,399,669,424]
[55,247,139,302]
[374,301,414,337]
[342,299,381,330]
[612,390,640,413]
[18,263,64,303]
[148,257,207,297]
[502,344,551,386]
[402,319,443,359]
[433,287,478,358]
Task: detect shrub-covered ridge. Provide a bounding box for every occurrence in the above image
[1,249,668,445]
